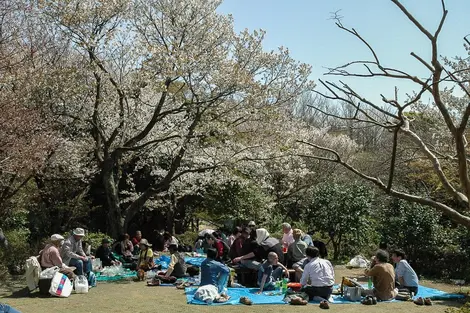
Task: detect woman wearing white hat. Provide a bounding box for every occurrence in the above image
[40,234,66,269]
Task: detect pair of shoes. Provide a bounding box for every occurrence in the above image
[319,300,330,309]
[146,278,160,286]
[239,297,253,305]
[361,296,377,305]
[289,297,308,305]
[414,297,433,306]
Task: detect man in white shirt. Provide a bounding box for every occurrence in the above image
[300,246,335,301]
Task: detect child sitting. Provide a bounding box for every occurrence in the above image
[257,252,289,294]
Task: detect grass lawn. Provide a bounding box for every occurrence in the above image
[0,267,465,313]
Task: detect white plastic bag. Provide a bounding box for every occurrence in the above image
[347,255,370,268]
[40,266,60,279]
[49,272,73,298]
[92,258,102,272]
[74,275,89,294]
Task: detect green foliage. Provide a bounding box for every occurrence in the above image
[0,228,33,274]
[200,182,274,225]
[303,182,377,259]
[83,231,111,251]
[376,199,445,259]
[176,231,198,247]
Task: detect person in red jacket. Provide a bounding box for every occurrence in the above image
[205,233,227,262]
[132,230,142,247]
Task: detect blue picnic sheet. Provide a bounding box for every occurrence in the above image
[154,256,205,270]
[185,285,464,305]
[184,257,205,267]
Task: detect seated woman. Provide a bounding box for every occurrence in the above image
[40,234,75,277]
[119,233,134,263]
[137,239,155,274]
[205,233,228,262]
[163,232,179,251]
[155,244,187,283]
[255,228,284,264]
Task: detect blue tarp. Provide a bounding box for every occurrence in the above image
[185,285,464,305]
[184,257,205,268]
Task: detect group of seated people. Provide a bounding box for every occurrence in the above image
[191,222,419,304]
[37,223,419,304]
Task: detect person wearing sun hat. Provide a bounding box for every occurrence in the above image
[61,228,92,276]
[137,238,155,271]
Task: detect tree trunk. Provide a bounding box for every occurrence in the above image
[102,159,123,238]
[332,242,340,260]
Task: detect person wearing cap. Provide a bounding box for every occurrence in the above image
[95,238,121,267]
[137,239,155,271]
[61,228,92,276]
[40,234,66,269]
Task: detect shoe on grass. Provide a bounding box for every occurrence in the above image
[239,296,253,305]
[424,298,433,306]
[319,300,330,309]
[290,297,308,305]
[414,297,425,305]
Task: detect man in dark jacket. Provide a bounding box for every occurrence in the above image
[96,238,121,267]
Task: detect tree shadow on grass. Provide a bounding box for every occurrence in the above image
[433,298,467,308]
[0,287,50,299]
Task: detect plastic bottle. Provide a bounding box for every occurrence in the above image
[275,278,281,291]
[282,277,288,293]
[368,276,373,289]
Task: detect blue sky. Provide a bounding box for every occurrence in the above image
[218,0,470,103]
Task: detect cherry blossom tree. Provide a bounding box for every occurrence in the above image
[0,0,58,214]
[33,0,314,237]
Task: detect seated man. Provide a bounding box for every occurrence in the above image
[363,250,398,301]
[300,246,335,301]
[137,239,155,272]
[95,238,121,267]
[391,249,419,295]
[257,252,288,294]
[61,228,92,276]
[156,244,187,283]
[232,227,261,270]
[228,230,245,260]
[287,229,307,267]
[194,248,230,303]
[292,258,309,282]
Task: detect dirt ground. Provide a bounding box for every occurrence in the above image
[0,267,465,313]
